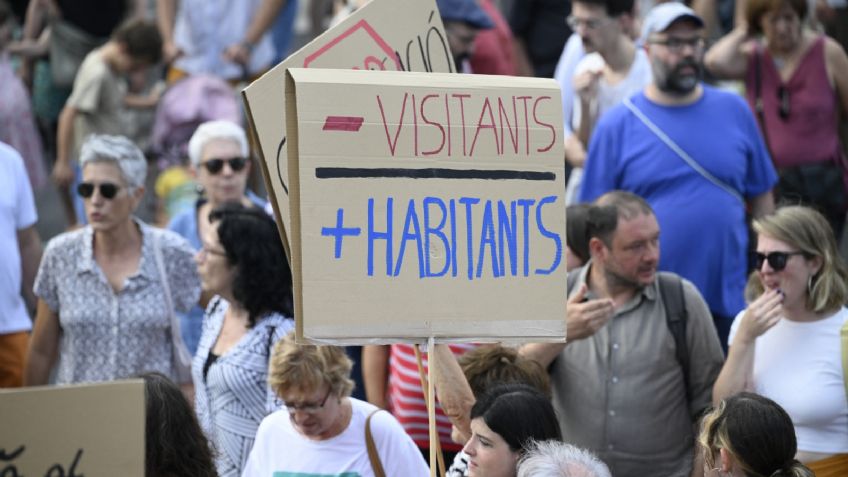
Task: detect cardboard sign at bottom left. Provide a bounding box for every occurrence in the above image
[0,380,144,476]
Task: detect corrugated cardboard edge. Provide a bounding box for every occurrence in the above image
[241,89,292,264]
[285,69,306,342]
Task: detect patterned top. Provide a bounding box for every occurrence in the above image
[192,297,294,477]
[34,220,200,384]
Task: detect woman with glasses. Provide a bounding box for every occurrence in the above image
[168,119,267,355]
[244,332,429,476]
[705,0,848,236]
[191,203,293,476]
[25,134,200,385]
[713,206,848,476]
[699,392,813,477]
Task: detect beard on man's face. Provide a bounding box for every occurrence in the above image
[655,57,702,95]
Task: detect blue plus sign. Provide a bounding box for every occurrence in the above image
[321,208,361,259]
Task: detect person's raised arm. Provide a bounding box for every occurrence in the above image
[521,283,614,368]
[362,344,390,409]
[704,24,754,80]
[712,289,783,404]
[24,300,61,385]
[429,344,475,442]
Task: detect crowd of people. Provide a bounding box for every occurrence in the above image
[1,0,847,476]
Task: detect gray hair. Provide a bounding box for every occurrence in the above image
[79,134,147,189]
[517,441,611,477]
[187,120,249,167]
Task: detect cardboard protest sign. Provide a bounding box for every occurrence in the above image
[242,0,454,255]
[0,380,144,476]
[286,68,567,343]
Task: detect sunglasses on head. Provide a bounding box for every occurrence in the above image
[76,182,122,199]
[201,157,248,174]
[751,251,805,271]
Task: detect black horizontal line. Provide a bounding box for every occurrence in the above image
[315,167,556,181]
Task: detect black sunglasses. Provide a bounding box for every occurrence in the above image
[777,85,790,120]
[752,251,805,271]
[201,157,248,174]
[76,182,121,199]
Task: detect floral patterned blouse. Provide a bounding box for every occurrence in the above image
[34,220,200,383]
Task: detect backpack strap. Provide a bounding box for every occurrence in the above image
[658,273,690,404]
[365,409,387,477]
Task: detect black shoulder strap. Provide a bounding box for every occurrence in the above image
[658,273,690,403]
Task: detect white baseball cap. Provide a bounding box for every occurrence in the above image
[640,2,704,44]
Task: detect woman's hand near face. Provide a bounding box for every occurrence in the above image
[735,289,784,345]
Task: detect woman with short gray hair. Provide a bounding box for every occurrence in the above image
[25,134,201,386]
[517,441,611,477]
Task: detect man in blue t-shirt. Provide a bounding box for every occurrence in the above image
[578,3,778,346]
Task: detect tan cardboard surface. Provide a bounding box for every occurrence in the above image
[0,380,144,476]
[286,68,567,343]
[242,0,453,256]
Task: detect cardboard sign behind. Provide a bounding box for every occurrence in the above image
[0,381,144,476]
[286,69,567,343]
[242,0,453,255]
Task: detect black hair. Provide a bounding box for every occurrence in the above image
[470,383,562,454]
[142,372,217,477]
[566,203,592,264]
[574,0,636,18]
[210,203,294,326]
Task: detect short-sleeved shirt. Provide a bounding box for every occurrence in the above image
[551,265,725,477]
[66,48,125,158]
[579,86,778,317]
[34,221,200,383]
[0,142,38,334]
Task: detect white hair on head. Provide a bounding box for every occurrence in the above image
[517,440,611,477]
[79,134,147,189]
[187,120,249,168]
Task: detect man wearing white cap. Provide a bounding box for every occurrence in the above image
[578,3,777,351]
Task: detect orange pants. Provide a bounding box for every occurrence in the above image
[808,453,848,477]
[0,331,29,387]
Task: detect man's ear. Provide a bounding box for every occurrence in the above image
[588,236,606,260]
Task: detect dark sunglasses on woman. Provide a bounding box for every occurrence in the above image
[751,251,805,271]
[76,182,121,199]
[201,157,248,174]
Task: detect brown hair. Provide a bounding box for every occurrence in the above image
[458,345,551,398]
[745,0,807,35]
[268,332,355,398]
[112,18,163,64]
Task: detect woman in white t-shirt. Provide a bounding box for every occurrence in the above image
[243,332,430,477]
[713,205,848,475]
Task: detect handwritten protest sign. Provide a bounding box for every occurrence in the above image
[0,381,144,476]
[242,0,453,255]
[285,69,567,343]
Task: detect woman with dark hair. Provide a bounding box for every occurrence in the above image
[699,392,814,477]
[713,206,848,475]
[463,383,562,477]
[142,372,217,477]
[192,203,294,477]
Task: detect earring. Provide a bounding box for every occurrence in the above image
[807,274,814,295]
